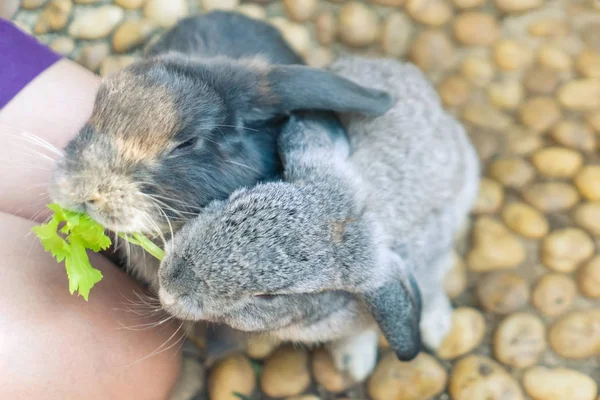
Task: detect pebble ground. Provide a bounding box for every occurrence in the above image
[4,0,600,399]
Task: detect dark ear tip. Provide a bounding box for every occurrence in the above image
[395,342,422,362]
[366,90,395,116]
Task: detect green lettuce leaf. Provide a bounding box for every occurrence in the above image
[32,203,164,300]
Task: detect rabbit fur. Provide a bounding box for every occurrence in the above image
[158,55,480,382]
[49,11,393,290]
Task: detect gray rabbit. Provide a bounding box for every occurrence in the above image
[158,55,480,381]
[50,11,392,291]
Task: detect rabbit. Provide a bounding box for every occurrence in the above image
[159,110,422,382]
[49,11,393,290]
[158,56,480,381]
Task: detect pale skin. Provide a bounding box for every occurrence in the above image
[0,59,182,399]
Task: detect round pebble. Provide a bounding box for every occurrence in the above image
[100,55,137,76]
[112,19,156,53]
[370,0,407,5]
[471,130,500,161]
[523,367,598,400]
[438,75,472,107]
[306,47,333,68]
[245,336,278,360]
[449,355,524,400]
[34,0,72,34]
[531,147,583,178]
[368,352,447,400]
[506,129,543,155]
[410,29,456,72]
[382,12,413,57]
[405,0,453,27]
[68,5,125,40]
[467,217,525,271]
[77,43,110,72]
[201,0,239,11]
[577,255,600,298]
[444,253,468,299]
[0,0,19,18]
[488,80,524,109]
[538,45,573,71]
[489,158,535,188]
[311,349,353,393]
[437,307,486,359]
[495,0,544,13]
[582,23,600,50]
[542,228,594,273]
[22,0,47,9]
[476,272,529,314]
[461,55,495,87]
[452,0,485,8]
[144,0,188,28]
[574,202,600,236]
[462,103,512,130]
[551,120,596,152]
[237,4,266,20]
[494,313,546,368]
[586,111,600,133]
[261,346,310,398]
[576,49,600,78]
[49,36,75,56]
[283,0,317,22]
[550,309,600,358]
[473,178,504,213]
[532,273,576,317]
[528,18,569,37]
[575,166,600,200]
[502,202,548,238]
[315,12,337,45]
[558,79,600,110]
[524,67,560,94]
[519,96,561,133]
[338,2,380,47]
[522,182,580,212]
[453,12,500,46]
[115,0,144,9]
[208,354,256,400]
[270,18,311,57]
[494,40,532,71]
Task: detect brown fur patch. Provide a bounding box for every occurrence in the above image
[330,217,357,244]
[89,70,181,163]
[241,56,278,107]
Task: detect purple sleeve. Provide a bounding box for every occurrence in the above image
[0,18,61,109]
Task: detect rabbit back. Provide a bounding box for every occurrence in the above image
[328,57,480,272]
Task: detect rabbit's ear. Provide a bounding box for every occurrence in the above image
[359,264,422,361]
[249,65,394,120]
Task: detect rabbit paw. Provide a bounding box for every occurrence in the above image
[328,329,379,382]
[168,357,204,400]
[420,305,453,351]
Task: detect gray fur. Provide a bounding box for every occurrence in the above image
[50,12,392,290]
[159,56,480,379]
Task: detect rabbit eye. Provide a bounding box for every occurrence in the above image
[172,137,198,154]
[254,293,279,300]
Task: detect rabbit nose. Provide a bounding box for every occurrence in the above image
[158,287,176,307]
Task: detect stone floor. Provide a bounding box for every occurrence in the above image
[4,0,600,399]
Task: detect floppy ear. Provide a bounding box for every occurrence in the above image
[251,65,394,120]
[359,263,422,361]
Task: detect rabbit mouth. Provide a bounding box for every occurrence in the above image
[158,289,203,321]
